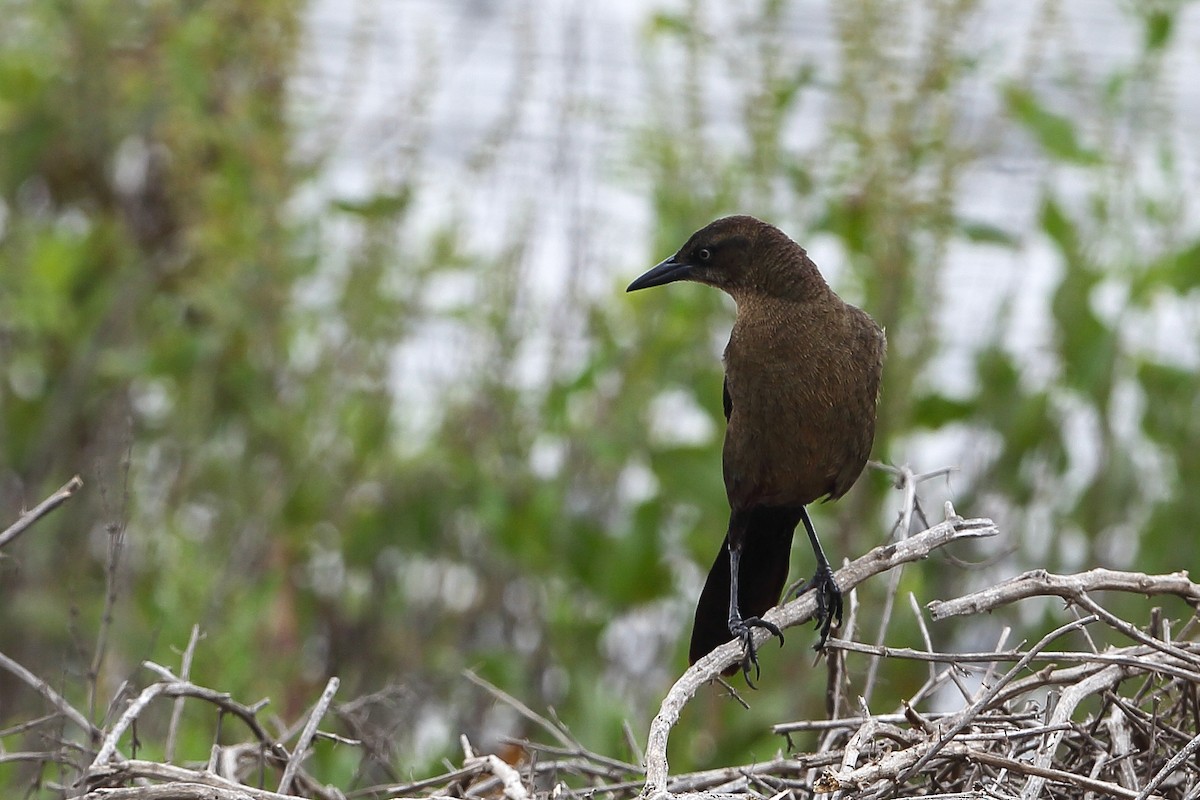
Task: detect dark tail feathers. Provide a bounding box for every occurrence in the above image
[687,506,802,669]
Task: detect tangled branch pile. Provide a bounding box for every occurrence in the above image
[777,572,1200,800]
[393,568,1200,800]
[4,482,1200,800]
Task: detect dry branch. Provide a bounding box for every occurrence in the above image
[643,504,998,795]
[279,676,340,794]
[0,475,83,550]
[12,485,1200,800]
[928,568,1200,619]
[0,648,98,741]
[75,665,341,800]
[84,759,310,799]
[89,674,287,771]
[165,625,202,763]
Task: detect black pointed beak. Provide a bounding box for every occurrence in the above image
[627,255,695,292]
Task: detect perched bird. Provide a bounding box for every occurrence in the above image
[627,216,885,682]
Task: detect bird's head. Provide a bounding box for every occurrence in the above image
[627,215,823,300]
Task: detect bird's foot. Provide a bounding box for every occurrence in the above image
[796,565,843,651]
[730,616,784,687]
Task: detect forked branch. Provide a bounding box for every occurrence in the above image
[642,504,997,795]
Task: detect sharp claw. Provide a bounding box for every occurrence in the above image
[737,628,760,687]
[797,566,842,651]
[742,653,759,687]
[731,616,784,686]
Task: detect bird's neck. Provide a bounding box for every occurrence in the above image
[729,293,828,344]
[727,276,832,320]
[734,245,830,304]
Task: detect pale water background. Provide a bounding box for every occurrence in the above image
[297,2,1197,538]
[295,0,1200,404]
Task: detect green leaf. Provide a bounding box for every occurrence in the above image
[911,393,976,428]
[975,346,1020,396]
[331,188,412,218]
[958,219,1019,247]
[1004,85,1103,166]
[645,12,694,39]
[1133,239,1200,300]
[1137,361,1194,443]
[1039,196,1078,258]
[1049,238,1114,397]
[1145,9,1173,51]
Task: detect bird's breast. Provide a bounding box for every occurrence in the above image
[721,305,882,509]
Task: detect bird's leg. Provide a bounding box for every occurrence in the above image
[726,537,784,686]
[794,507,843,650]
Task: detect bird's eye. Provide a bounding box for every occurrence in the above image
[698,248,712,261]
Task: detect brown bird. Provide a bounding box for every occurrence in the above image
[628,216,885,682]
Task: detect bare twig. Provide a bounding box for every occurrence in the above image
[1135,730,1200,800]
[504,738,641,774]
[0,750,77,766]
[346,763,485,798]
[91,682,171,768]
[774,710,1037,736]
[90,668,286,773]
[0,475,83,550]
[928,568,1200,619]
[89,448,131,720]
[967,750,1163,800]
[13,478,1200,800]
[85,785,300,800]
[165,624,202,763]
[83,759,307,799]
[860,463,949,706]
[1105,704,1140,793]
[910,592,972,704]
[891,615,1099,789]
[825,582,858,720]
[622,719,645,767]
[278,676,340,794]
[1073,593,1200,669]
[0,648,98,741]
[0,711,63,738]
[464,669,577,751]
[465,753,529,800]
[1018,664,1136,799]
[819,638,1200,683]
[643,508,998,794]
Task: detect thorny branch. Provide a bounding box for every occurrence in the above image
[0,475,83,551]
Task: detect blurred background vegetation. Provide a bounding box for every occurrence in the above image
[2,0,1198,793]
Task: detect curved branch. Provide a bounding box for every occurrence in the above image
[928,568,1200,619]
[642,506,998,794]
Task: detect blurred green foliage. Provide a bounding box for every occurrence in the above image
[2,0,1199,794]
